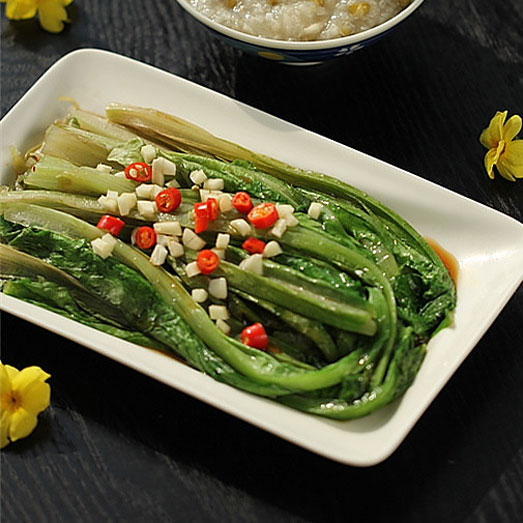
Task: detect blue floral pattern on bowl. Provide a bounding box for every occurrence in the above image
[208,27,396,64]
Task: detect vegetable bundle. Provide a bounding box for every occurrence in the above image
[0,103,456,419]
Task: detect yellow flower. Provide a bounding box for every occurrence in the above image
[480,110,523,182]
[1,0,73,33]
[0,361,51,449]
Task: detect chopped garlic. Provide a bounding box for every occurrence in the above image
[263,240,283,258]
[200,189,223,202]
[137,200,158,220]
[151,185,163,199]
[141,144,156,164]
[185,261,201,278]
[203,178,224,191]
[230,218,251,236]
[154,221,182,236]
[151,165,164,186]
[152,156,176,176]
[131,227,139,245]
[135,184,153,199]
[308,202,323,219]
[96,163,112,173]
[270,218,287,238]
[208,277,228,299]
[218,193,233,212]
[135,183,163,200]
[91,235,115,259]
[150,244,167,266]
[208,304,229,321]
[211,248,226,260]
[239,254,264,275]
[276,204,295,218]
[215,233,230,250]
[107,190,119,199]
[189,169,207,185]
[182,228,206,250]
[167,178,180,188]
[101,233,117,247]
[167,238,184,257]
[191,288,208,303]
[98,195,118,213]
[117,192,137,216]
[91,238,112,259]
[156,234,170,247]
[216,319,230,334]
[284,214,299,227]
[152,170,164,187]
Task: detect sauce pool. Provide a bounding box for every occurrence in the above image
[425,238,459,285]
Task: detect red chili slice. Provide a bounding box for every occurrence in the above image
[194,202,210,233]
[124,162,152,182]
[96,215,125,236]
[135,226,157,250]
[197,249,220,275]
[232,192,253,214]
[195,215,209,234]
[247,202,279,229]
[194,202,209,218]
[242,237,266,254]
[207,198,219,220]
[241,322,269,349]
[155,187,182,213]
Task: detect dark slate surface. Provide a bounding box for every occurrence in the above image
[1,1,522,521]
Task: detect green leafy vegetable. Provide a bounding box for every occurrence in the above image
[0,102,457,421]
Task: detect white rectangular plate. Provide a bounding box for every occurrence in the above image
[1,49,522,466]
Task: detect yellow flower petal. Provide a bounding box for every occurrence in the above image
[20,380,50,415]
[496,162,516,182]
[5,364,20,382]
[4,0,38,20]
[11,366,51,390]
[1,363,51,448]
[10,365,51,415]
[483,142,504,179]
[498,140,523,181]
[1,411,11,449]
[8,407,38,443]
[480,111,507,149]
[22,381,51,415]
[0,363,12,396]
[37,0,70,33]
[505,139,523,159]
[502,115,522,143]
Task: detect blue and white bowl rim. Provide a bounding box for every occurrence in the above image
[176,0,425,51]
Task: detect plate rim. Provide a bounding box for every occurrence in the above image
[1,48,522,467]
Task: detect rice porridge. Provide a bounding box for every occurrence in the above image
[188,0,412,41]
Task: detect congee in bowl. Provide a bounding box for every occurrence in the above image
[188,0,413,41]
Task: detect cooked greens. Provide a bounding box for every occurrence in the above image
[0,103,456,419]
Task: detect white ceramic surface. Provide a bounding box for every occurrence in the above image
[1,49,522,466]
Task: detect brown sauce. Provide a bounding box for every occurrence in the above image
[424,237,459,285]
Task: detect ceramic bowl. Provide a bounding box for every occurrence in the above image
[176,0,425,64]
